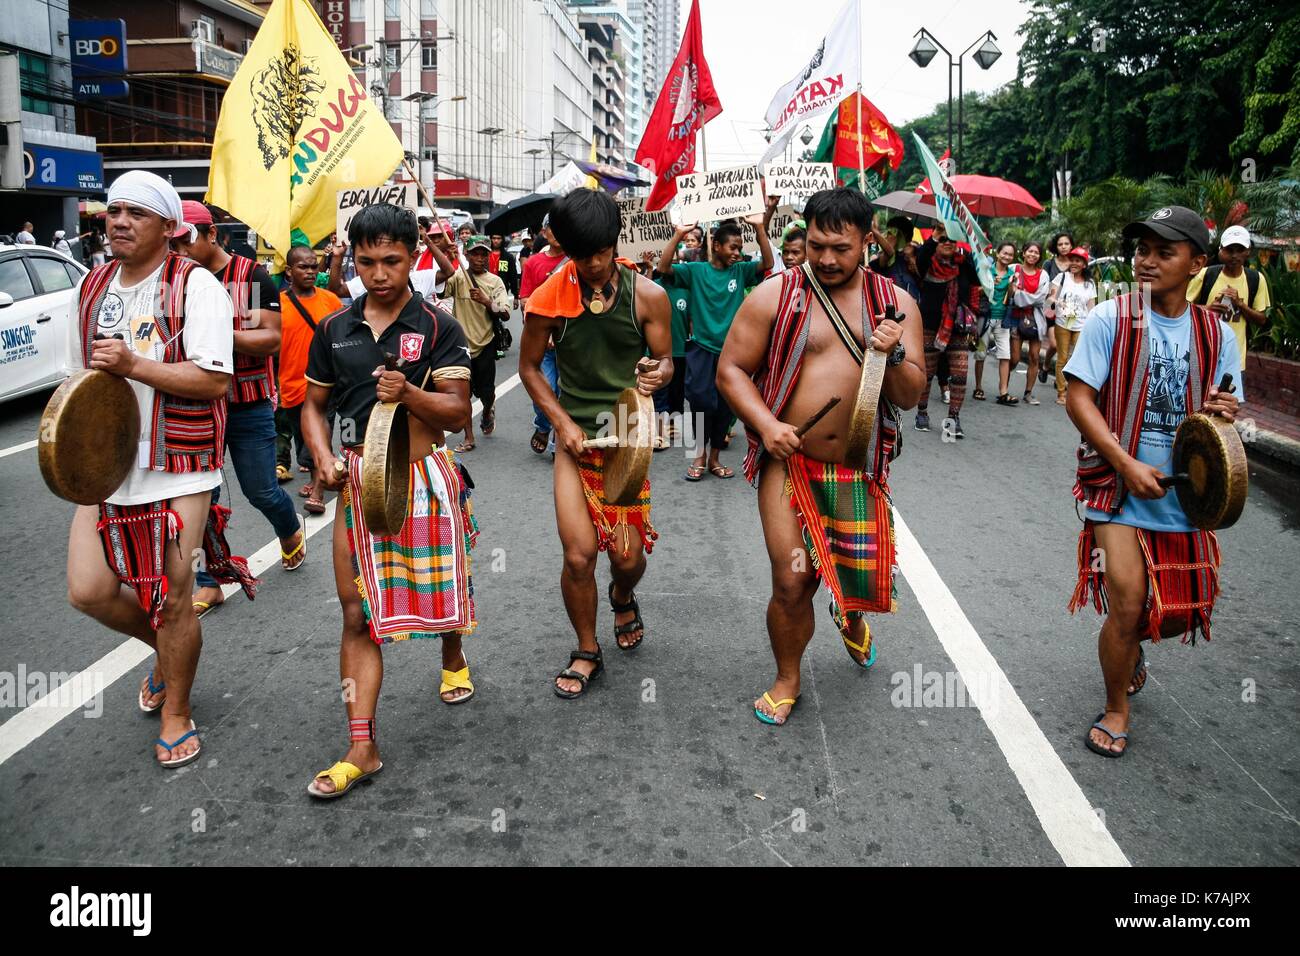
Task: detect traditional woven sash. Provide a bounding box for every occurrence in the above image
[96,501,258,630]
[785,451,896,632]
[576,447,658,557]
[343,447,478,644]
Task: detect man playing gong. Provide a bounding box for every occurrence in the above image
[301,203,477,799]
[1064,206,1241,759]
[718,188,926,726]
[520,189,673,698]
[63,171,247,767]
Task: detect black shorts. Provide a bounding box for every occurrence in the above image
[470,348,496,409]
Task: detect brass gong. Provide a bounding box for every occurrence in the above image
[581,360,660,505]
[39,367,140,505]
[359,354,410,536]
[1157,376,1248,531]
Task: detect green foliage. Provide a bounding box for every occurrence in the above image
[1251,265,1300,360]
[892,1,1299,198]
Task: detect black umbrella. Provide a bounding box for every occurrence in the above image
[483,192,557,236]
[870,190,942,223]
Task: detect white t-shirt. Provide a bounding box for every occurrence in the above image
[1050,272,1097,332]
[68,262,234,506]
[16,230,34,244]
[347,267,443,302]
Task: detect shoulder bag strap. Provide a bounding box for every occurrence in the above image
[800,263,864,365]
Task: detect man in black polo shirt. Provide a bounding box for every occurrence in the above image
[300,203,476,800]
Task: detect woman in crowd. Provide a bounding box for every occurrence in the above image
[1040,231,1074,383]
[974,241,1018,404]
[1010,242,1049,405]
[1045,246,1097,405]
[913,225,981,438]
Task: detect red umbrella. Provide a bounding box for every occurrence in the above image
[919,174,1044,218]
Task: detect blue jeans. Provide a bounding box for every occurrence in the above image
[195,399,301,589]
[532,347,560,433]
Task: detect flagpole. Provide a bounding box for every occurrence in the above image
[855,85,866,196]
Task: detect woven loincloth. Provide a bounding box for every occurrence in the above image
[343,447,477,645]
[1069,521,1221,644]
[576,447,658,557]
[785,452,896,637]
[97,500,258,630]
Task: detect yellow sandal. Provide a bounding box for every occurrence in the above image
[281,534,306,572]
[307,760,383,799]
[439,658,475,705]
[754,692,798,725]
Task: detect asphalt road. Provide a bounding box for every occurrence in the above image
[1,310,1297,867]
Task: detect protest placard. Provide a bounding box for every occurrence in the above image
[741,205,800,255]
[617,197,677,262]
[335,183,417,243]
[673,164,765,224]
[762,162,835,210]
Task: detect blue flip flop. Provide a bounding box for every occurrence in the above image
[138,670,166,714]
[754,692,798,725]
[156,721,201,768]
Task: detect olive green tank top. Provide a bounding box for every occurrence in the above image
[555,263,645,438]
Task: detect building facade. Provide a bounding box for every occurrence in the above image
[630,0,679,117]
[1,0,104,244]
[523,0,594,190]
[569,1,641,169]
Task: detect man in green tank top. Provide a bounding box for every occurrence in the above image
[520,190,674,700]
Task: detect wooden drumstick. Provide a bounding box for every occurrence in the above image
[795,396,842,438]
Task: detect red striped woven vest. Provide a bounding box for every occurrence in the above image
[1072,292,1222,514]
[78,254,227,473]
[219,254,277,405]
[742,266,901,487]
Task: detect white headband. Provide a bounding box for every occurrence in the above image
[106,170,183,226]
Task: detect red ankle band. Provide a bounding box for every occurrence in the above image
[348,717,375,742]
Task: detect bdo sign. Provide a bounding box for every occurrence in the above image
[69,19,129,100]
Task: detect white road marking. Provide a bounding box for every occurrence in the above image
[892,509,1131,867]
[0,440,37,459]
[0,375,525,768]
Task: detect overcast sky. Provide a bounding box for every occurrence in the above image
[680,0,1031,166]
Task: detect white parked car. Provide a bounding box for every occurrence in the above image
[0,244,87,403]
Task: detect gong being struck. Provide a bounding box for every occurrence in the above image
[1156,374,1248,531]
[581,360,665,505]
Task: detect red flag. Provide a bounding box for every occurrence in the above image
[832,92,904,174]
[634,0,722,210]
[914,147,951,196]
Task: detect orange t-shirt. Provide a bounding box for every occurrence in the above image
[279,286,343,407]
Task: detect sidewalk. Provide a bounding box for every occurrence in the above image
[1246,403,1300,467]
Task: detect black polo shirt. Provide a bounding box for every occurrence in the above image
[305,291,470,439]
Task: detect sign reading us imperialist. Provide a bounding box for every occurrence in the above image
[673,165,765,224]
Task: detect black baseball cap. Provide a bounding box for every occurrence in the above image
[1122,205,1210,254]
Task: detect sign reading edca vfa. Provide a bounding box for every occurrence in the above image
[336,183,417,243]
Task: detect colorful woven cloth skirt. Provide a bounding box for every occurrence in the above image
[343,447,477,645]
[785,452,896,637]
[1069,520,1221,644]
[97,500,258,630]
[576,447,658,557]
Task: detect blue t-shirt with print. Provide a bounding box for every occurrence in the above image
[1063,299,1243,532]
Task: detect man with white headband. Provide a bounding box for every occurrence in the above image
[63,170,255,769]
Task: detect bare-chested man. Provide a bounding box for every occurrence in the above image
[718,188,926,725]
[520,189,673,698]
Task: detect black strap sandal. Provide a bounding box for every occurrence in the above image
[1127,645,1147,697]
[554,646,604,699]
[608,581,645,651]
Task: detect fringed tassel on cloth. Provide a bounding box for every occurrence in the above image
[97,502,184,630]
[576,448,658,557]
[1069,522,1221,645]
[201,503,260,600]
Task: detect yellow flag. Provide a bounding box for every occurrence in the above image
[206,0,404,253]
[585,136,598,189]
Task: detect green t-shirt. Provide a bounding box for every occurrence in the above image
[655,275,690,356]
[667,260,761,354]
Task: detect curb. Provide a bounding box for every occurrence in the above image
[1247,425,1300,469]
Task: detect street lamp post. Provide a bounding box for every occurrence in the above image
[909,28,1001,173]
[479,127,504,210]
[525,148,544,190]
[403,92,465,190]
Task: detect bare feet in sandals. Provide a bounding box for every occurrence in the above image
[307,742,382,795]
[754,676,801,725]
